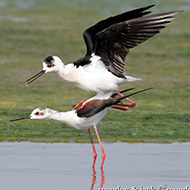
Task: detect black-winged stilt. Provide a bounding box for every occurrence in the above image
[10,87,152,168]
[25,5,182,110]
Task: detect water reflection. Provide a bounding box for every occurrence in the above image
[90,167,105,190]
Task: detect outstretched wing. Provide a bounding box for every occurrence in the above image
[94,11,182,78]
[73,4,154,67]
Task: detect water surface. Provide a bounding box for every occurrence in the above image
[0,142,190,190]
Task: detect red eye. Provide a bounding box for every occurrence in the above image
[35,112,39,115]
[47,64,52,67]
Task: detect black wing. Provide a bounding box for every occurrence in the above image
[73,4,154,67]
[76,99,113,118]
[94,11,182,78]
[77,87,153,118]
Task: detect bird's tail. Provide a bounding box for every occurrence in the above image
[125,75,142,82]
[114,87,153,105]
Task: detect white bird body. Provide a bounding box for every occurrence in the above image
[11,88,152,128]
[51,55,141,94]
[30,107,110,130]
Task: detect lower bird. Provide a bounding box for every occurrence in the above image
[10,87,152,168]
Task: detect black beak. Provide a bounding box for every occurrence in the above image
[25,70,45,85]
[9,115,30,122]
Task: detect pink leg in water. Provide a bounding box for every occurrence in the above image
[88,129,97,168]
[111,90,136,111]
[94,125,106,169]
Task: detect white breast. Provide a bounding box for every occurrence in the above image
[61,108,110,130]
[70,55,123,93]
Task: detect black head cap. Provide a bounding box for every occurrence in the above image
[44,56,54,64]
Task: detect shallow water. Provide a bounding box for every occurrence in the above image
[0,142,190,190]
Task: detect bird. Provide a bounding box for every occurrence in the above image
[10,87,152,168]
[25,5,182,110]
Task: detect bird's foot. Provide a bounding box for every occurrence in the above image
[111,91,136,111]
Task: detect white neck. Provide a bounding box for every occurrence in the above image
[56,63,65,77]
[57,63,79,83]
[47,109,72,124]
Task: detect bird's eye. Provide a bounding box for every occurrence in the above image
[35,112,39,115]
[47,64,52,67]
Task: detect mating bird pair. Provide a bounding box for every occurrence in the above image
[11,5,182,168]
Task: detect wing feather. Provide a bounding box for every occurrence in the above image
[73,5,154,67]
[94,11,182,78]
[76,99,114,118]
[76,87,153,117]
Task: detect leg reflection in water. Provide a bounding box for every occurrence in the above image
[90,167,105,190]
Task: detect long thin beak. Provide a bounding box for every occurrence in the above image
[9,115,30,122]
[25,70,45,86]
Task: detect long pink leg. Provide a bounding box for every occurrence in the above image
[94,126,106,169]
[111,90,136,111]
[88,129,97,168]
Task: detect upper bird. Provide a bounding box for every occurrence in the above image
[26,5,181,97]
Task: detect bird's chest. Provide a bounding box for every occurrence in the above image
[62,61,117,92]
[77,65,114,91]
